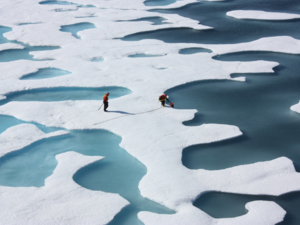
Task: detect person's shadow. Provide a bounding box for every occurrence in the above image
[107,111,134,115]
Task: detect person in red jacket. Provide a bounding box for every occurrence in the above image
[103,92,109,112]
[159,94,170,107]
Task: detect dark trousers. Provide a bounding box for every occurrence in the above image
[103,101,108,111]
[161,101,165,106]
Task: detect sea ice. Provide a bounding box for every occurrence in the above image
[20,67,71,80]
[1,0,300,224]
[206,36,300,55]
[227,10,300,20]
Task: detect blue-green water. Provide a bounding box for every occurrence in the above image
[194,192,300,224]
[0,44,59,62]
[40,1,96,7]
[166,54,300,225]
[123,0,300,44]
[0,84,172,224]
[173,52,300,171]
[144,0,180,7]
[118,17,170,25]
[60,22,96,39]
[128,53,166,58]
[78,4,96,8]
[90,57,104,62]
[73,132,175,225]
[167,58,300,223]
[179,47,212,54]
[0,26,11,44]
[0,87,131,106]
[0,115,60,134]
[39,1,78,5]
[20,68,71,80]
[0,129,174,224]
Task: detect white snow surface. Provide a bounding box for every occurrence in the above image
[0,43,24,51]
[1,0,300,224]
[207,36,300,55]
[291,101,300,114]
[227,10,300,20]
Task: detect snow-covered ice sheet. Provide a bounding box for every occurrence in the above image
[1,0,300,224]
[206,36,300,55]
[227,10,300,20]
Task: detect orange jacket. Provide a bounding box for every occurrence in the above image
[103,94,109,102]
[159,95,167,102]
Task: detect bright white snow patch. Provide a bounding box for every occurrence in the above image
[227,10,300,20]
[291,101,300,114]
[207,36,300,55]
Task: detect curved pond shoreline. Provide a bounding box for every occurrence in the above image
[0,25,60,61]
[0,114,61,134]
[167,51,300,169]
[0,128,175,224]
[20,68,71,80]
[0,85,171,224]
[60,22,96,39]
[0,86,131,105]
[123,0,300,44]
[166,51,300,223]
[194,192,300,224]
